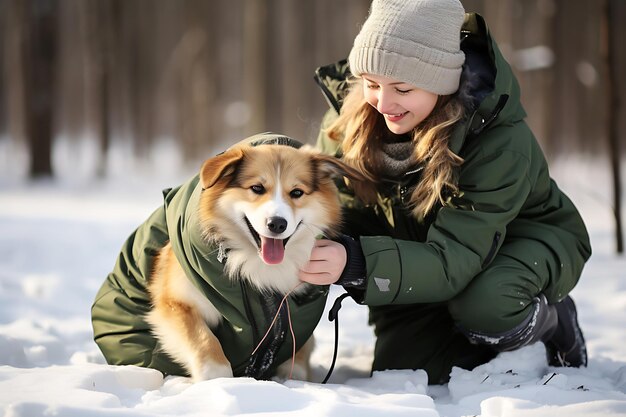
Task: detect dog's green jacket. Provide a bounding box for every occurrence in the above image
[315,13,591,382]
[91,135,328,379]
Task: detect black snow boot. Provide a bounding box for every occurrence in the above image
[462,294,556,352]
[461,294,587,368]
[544,296,587,367]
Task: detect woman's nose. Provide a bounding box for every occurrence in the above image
[376,89,395,114]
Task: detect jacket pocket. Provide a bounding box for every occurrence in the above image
[482,231,502,268]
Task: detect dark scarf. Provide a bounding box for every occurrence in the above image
[379,140,416,178]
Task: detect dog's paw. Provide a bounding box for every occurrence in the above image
[275,360,309,381]
[192,362,233,382]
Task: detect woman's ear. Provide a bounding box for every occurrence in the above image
[200,147,245,190]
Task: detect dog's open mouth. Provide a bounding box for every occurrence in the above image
[244,217,290,265]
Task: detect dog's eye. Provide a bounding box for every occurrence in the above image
[251,185,265,195]
[290,189,304,199]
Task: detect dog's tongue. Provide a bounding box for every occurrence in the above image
[260,236,285,264]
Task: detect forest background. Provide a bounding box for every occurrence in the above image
[0,0,624,185]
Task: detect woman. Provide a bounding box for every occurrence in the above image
[300,0,591,384]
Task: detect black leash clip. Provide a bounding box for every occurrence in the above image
[321,292,351,384]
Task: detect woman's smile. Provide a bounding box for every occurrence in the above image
[384,111,409,122]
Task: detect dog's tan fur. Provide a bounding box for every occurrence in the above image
[146,144,364,382]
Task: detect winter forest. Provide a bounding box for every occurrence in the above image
[1,0,625,180]
[1,1,626,416]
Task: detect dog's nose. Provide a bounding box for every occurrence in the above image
[267,216,288,234]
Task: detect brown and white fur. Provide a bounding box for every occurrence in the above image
[146,143,364,382]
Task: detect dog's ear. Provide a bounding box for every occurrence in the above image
[312,153,369,185]
[200,147,245,190]
[309,150,377,204]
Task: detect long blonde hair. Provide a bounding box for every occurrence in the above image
[326,78,465,220]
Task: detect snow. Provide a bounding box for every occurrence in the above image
[1,153,626,417]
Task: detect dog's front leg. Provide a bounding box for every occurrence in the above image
[275,336,314,381]
[149,301,233,382]
[148,244,233,382]
[180,307,234,382]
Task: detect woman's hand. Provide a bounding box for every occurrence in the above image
[298,239,347,285]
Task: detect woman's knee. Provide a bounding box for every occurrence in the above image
[448,264,542,333]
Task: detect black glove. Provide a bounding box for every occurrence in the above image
[334,234,366,290]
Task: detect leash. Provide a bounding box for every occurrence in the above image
[249,287,352,383]
[250,283,302,379]
[321,292,351,384]
[245,291,287,379]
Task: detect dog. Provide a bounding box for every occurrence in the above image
[145,141,364,382]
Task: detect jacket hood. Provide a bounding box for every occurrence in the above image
[449,13,527,154]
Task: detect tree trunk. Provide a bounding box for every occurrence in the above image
[93,0,112,177]
[22,0,59,178]
[243,0,268,136]
[603,0,623,253]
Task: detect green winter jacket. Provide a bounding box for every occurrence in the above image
[314,13,591,309]
[91,134,328,379]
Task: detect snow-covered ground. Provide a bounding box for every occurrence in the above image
[0,152,625,417]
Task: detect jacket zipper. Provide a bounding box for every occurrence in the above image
[394,166,424,204]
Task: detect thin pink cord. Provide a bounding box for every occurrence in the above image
[250,283,302,379]
[286,300,296,379]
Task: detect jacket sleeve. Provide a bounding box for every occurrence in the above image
[358,127,533,305]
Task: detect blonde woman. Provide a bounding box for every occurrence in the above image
[299,0,591,384]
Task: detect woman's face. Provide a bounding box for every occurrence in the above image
[362,74,439,135]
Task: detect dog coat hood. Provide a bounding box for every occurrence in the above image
[92,134,328,379]
[245,132,304,149]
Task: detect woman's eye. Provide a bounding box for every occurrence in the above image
[290,189,304,199]
[251,185,265,195]
[396,88,412,94]
[366,83,379,90]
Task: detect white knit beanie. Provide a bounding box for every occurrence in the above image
[348,0,466,95]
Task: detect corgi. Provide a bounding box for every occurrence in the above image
[146,142,364,382]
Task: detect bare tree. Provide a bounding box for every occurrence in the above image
[90,0,113,177]
[603,0,623,253]
[243,0,269,136]
[23,0,59,178]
